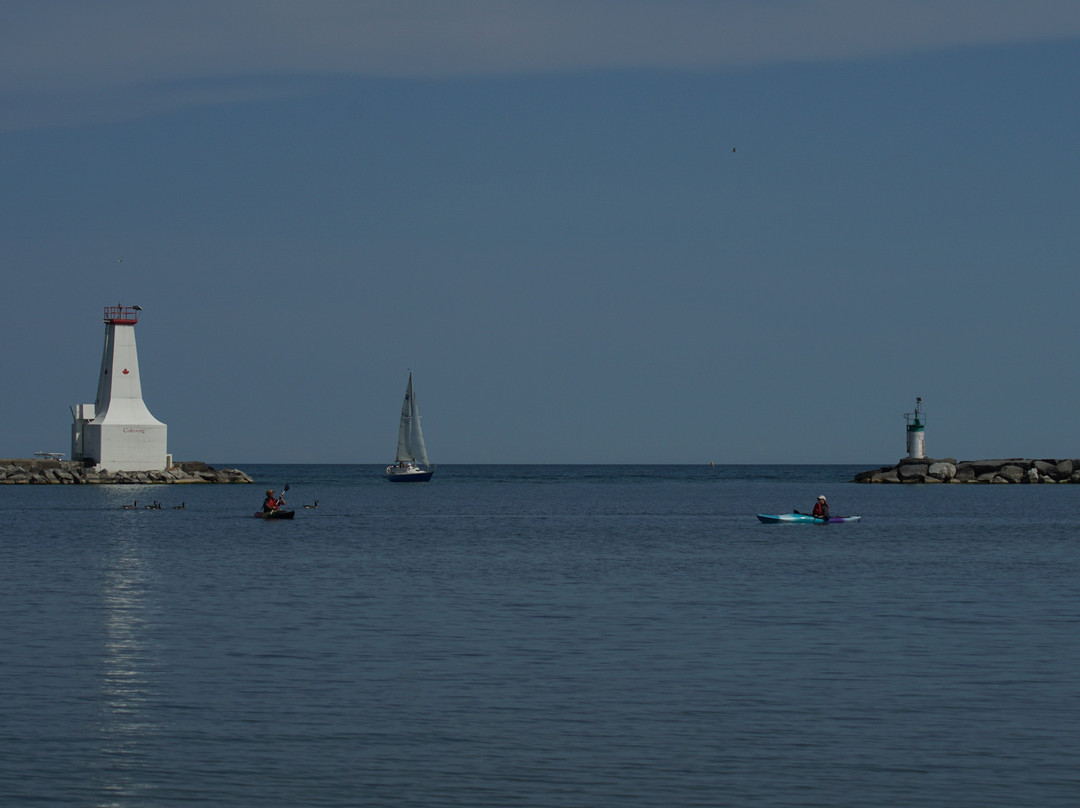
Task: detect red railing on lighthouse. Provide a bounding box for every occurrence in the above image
[104,305,140,324]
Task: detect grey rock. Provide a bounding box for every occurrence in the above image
[0,461,252,485]
[999,465,1025,484]
[927,462,956,481]
[1033,460,1056,477]
[954,464,977,482]
[856,456,1080,484]
[873,470,902,483]
[854,467,886,483]
[972,459,1023,475]
[898,463,929,482]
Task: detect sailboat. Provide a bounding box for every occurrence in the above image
[386,372,434,482]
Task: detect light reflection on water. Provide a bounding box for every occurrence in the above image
[91,512,165,807]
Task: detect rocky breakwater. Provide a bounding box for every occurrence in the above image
[0,459,253,485]
[853,457,1080,484]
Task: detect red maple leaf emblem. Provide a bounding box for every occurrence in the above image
[122,368,129,375]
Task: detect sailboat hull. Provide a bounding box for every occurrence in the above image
[387,471,434,482]
[386,465,434,482]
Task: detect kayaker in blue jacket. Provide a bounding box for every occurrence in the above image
[812,495,829,520]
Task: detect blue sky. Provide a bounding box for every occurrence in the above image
[2,1,1079,464]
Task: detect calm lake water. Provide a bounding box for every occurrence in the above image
[2,464,1078,807]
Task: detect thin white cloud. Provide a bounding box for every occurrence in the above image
[3,0,1080,129]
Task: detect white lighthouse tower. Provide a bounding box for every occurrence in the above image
[71,305,168,472]
[904,397,926,459]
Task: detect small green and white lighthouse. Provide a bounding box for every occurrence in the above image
[904,397,926,459]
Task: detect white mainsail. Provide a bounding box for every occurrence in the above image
[395,373,430,467]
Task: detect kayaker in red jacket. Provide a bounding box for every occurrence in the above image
[812,495,829,520]
[262,489,283,512]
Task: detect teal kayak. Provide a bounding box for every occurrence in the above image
[756,513,861,524]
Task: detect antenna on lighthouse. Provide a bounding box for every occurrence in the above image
[904,397,926,459]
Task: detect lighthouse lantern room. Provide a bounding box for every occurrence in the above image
[904,397,926,460]
[71,305,168,472]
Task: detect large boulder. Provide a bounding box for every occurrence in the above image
[1033,460,1057,477]
[998,465,1026,484]
[954,464,977,482]
[898,463,929,482]
[972,459,1022,476]
[854,466,893,483]
[176,461,212,473]
[927,462,956,481]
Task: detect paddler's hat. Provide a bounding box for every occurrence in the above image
[817,495,826,501]
[267,489,274,495]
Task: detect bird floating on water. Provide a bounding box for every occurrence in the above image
[304,500,319,509]
[122,500,137,509]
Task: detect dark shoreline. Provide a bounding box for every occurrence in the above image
[0,459,253,485]
[853,457,1078,484]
